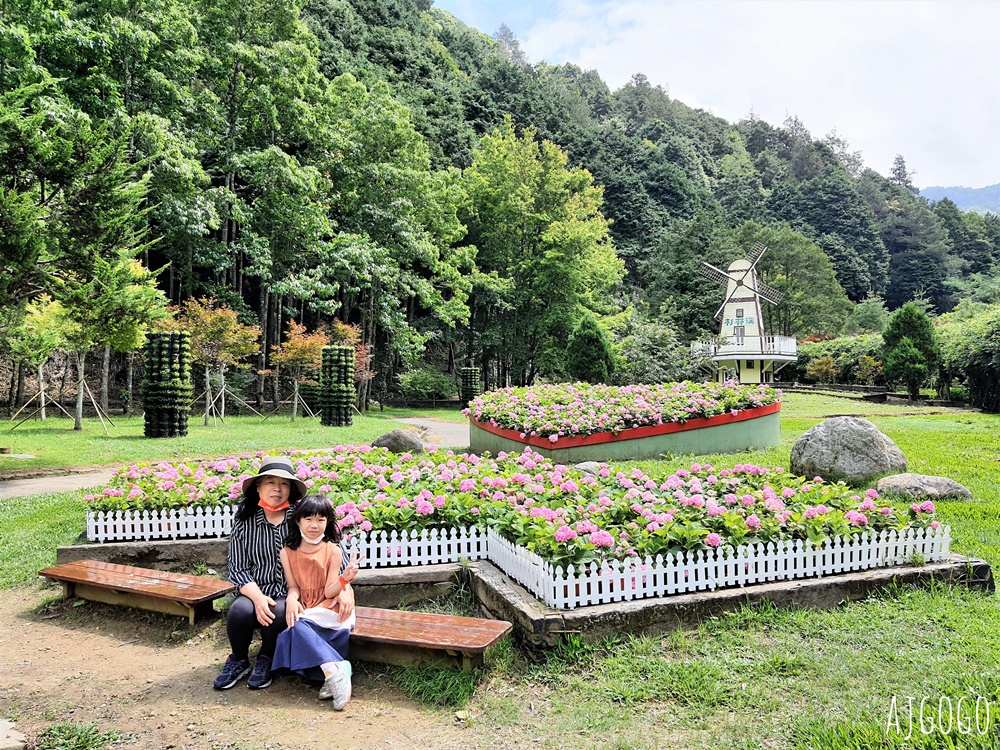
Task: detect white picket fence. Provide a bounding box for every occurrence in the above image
[87,506,235,542]
[487,526,951,609]
[86,507,950,610]
[343,526,488,567]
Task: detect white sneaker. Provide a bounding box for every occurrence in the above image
[318,663,341,700]
[331,661,352,711]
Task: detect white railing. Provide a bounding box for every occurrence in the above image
[343,526,487,567]
[86,507,950,611]
[87,506,235,542]
[693,335,798,358]
[487,527,950,609]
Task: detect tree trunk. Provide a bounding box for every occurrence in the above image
[74,351,85,431]
[272,363,280,411]
[8,362,18,412]
[100,344,111,412]
[220,365,226,419]
[15,362,25,407]
[126,353,134,415]
[38,362,46,421]
[257,287,268,407]
[291,379,299,422]
[204,367,213,426]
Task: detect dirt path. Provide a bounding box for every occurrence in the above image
[0,587,480,750]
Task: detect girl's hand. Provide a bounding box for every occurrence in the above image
[342,552,364,584]
[286,598,304,628]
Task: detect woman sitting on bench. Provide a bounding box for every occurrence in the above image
[213,456,355,691]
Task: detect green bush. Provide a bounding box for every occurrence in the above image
[397,368,457,399]
[566,314,614,384]
[793,333,884,384]
[948,385,969,402]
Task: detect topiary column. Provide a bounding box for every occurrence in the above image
[319,345,354,427]
[141,331,192,438]
[460,366,481,407]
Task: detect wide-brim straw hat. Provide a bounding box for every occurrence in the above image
[241,456,308,504]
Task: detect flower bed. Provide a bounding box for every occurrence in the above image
[463,381,781,442]
[465,381,782,459]
[86,447,949,608]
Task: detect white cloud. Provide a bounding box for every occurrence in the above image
[506,0,1000,188]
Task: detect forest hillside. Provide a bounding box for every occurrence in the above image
[2,0,999,408]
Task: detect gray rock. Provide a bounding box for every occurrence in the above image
[790,416,907,482]
[876,473,973,501]
[0,719,26,750]
[573,462,603,475]
[371,428,425,454]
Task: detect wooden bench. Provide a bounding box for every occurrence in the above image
[350,606,512,671]
[38,561,512,669]
[39,559,235,626]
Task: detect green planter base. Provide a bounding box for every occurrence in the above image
[469,405,781,461]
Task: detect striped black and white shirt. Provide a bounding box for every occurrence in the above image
[227,508,291,599]
[227,507,350,599]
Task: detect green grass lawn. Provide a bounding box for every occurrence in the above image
[2,394,999,749]
[0,411,414,472]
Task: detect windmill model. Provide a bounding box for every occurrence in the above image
[696,243,796,384]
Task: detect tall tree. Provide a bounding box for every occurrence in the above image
[734,222,852,338]
[461,117,622,386]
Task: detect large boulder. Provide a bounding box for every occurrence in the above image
[371,428,424,454]
[790,417,906,482]
[876,473,973,501]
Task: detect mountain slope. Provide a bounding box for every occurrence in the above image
[921,183,1000,214]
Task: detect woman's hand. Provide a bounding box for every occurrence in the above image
[337,583,355,620]
[253,594,277,627]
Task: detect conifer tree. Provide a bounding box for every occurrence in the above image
[883,302,940,398]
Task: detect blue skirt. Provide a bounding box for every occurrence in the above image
[273,619,351,683]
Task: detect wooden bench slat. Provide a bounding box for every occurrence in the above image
[352,606,511,654]
[39,560,233,606]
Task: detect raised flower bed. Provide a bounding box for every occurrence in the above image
[86,447,950,609]
[464,381,782,460]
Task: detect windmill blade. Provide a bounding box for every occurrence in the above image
[756,279,784,305]
[698,262,738,287]
[745,243,768,267]
[713,286,741,320]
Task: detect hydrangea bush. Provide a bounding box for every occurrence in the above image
[463,381,780,442]
[88,447,939,567]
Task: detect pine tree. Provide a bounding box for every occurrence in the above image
[566,314,614,384]
[883,302,940,398]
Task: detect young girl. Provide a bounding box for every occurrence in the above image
[271,495,362,710]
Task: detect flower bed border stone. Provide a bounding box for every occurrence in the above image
[469,403,782,461]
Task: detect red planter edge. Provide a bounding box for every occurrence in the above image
[470,401,781,450]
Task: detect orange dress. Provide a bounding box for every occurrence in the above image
[286,542,341,609]
[273,541,351,676]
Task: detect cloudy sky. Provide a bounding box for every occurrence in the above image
[433,0,1000,189]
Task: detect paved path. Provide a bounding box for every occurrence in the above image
[0,468,118,500]
[0,418,469,500]
[396,417,469,450]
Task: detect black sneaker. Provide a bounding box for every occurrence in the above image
[213,655,251,690]
[247,654,273,690]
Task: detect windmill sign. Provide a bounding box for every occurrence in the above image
[695,243,797,384]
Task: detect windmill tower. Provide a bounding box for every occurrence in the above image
[696,243,797,384]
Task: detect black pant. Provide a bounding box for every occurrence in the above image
[226,595,287,660]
